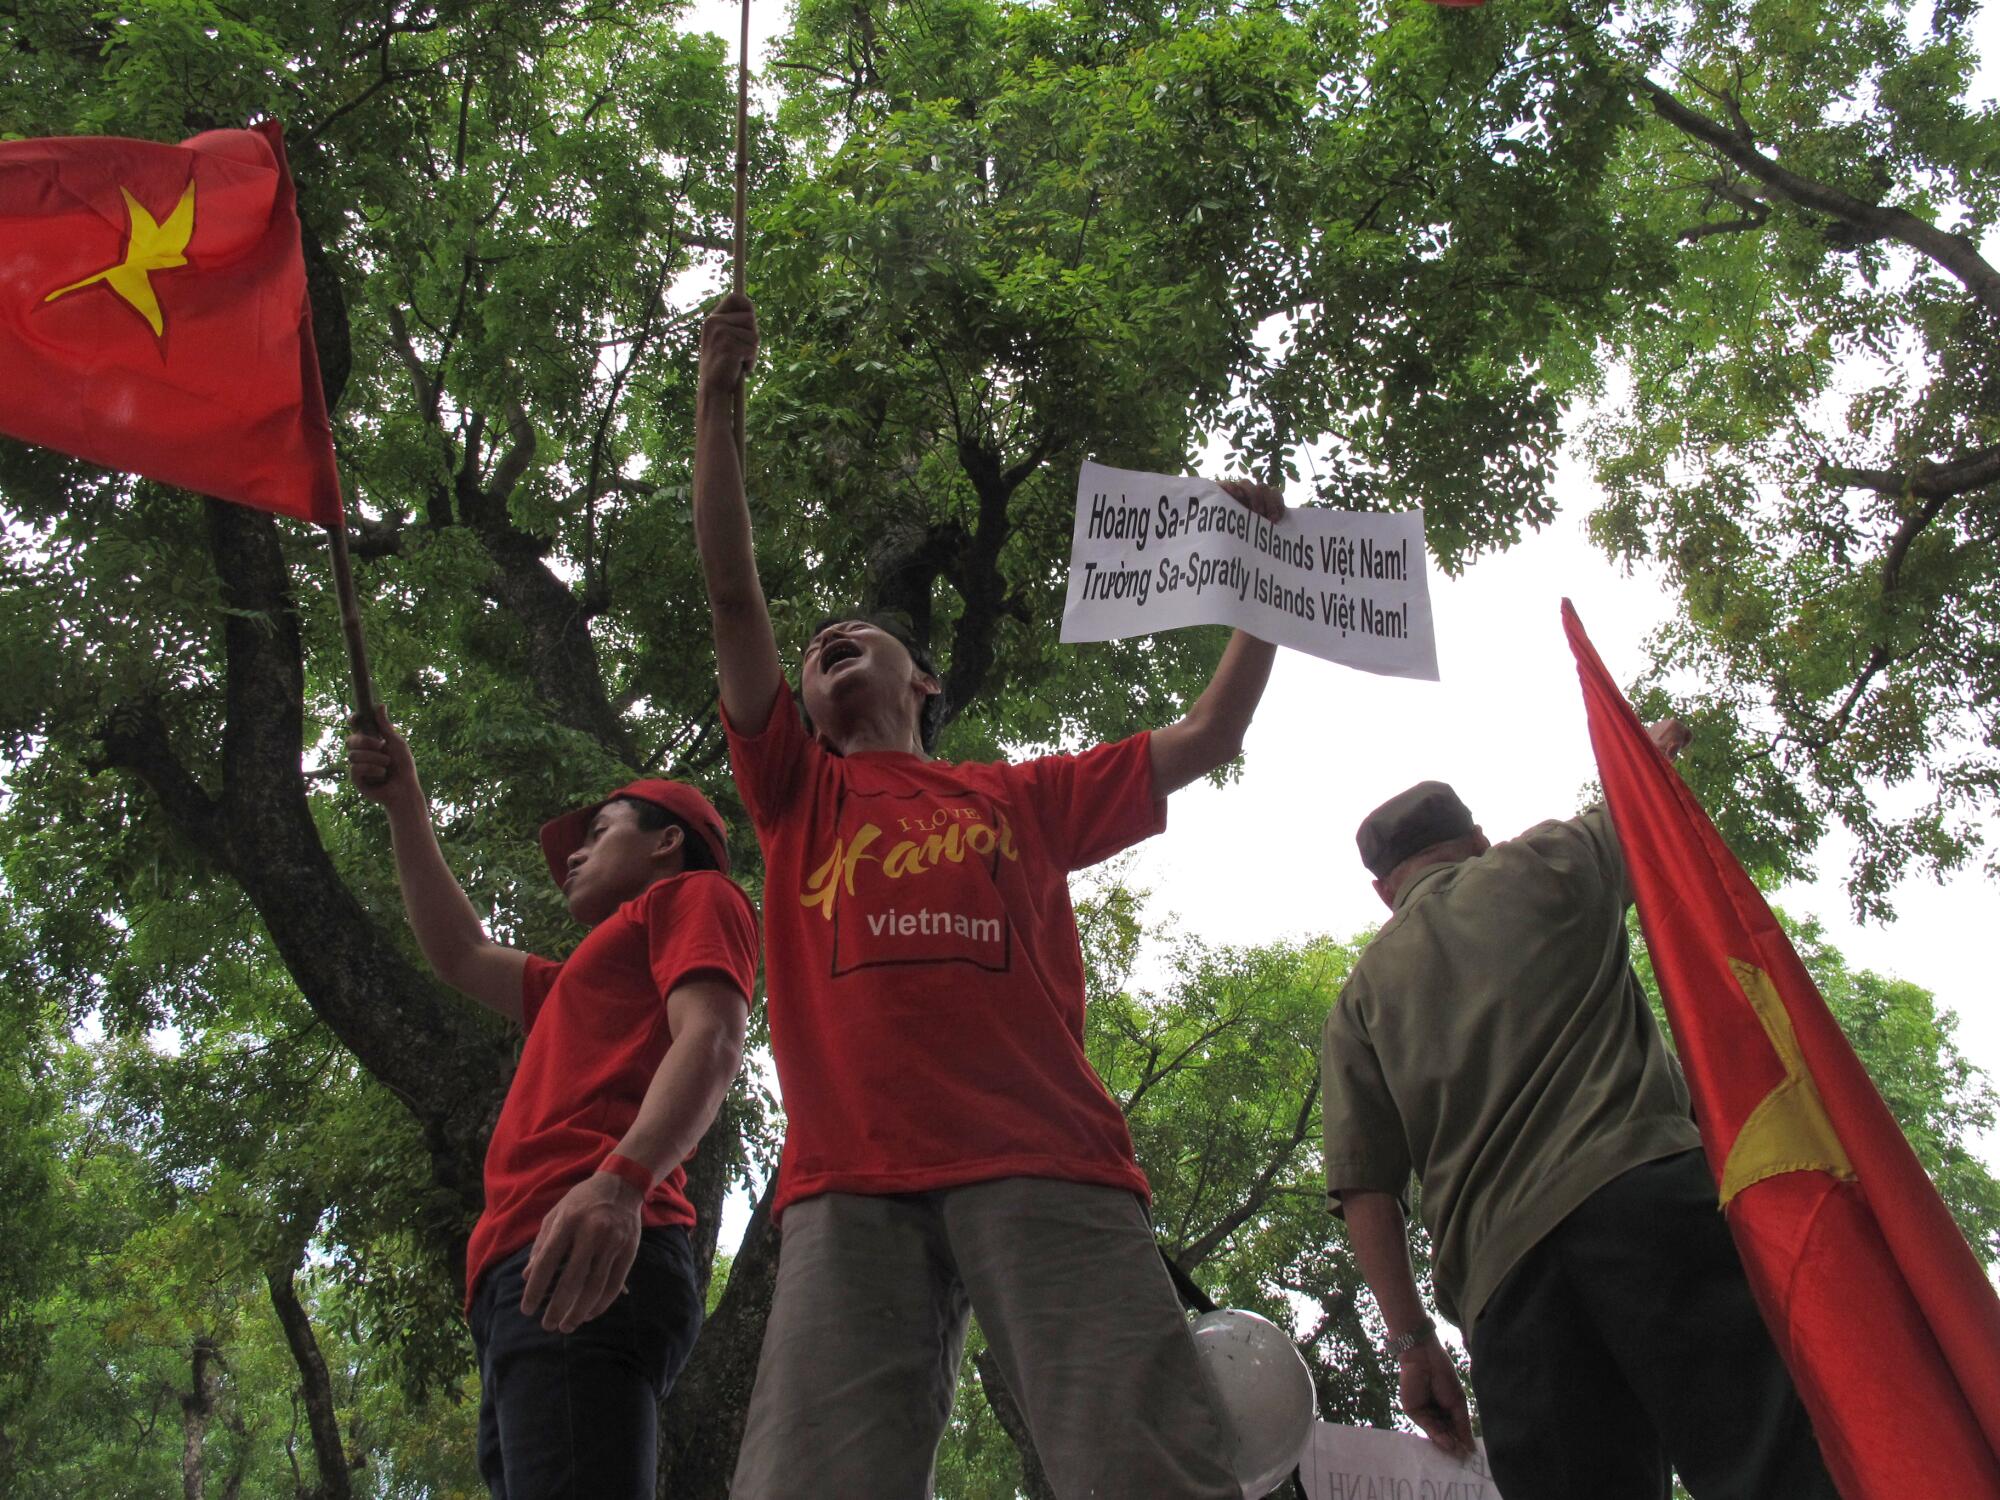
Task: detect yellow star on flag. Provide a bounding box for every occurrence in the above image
[45,179,197,338]
[1718,957,1855,1206]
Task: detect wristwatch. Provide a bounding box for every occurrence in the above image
[1384,1316,1435,1361]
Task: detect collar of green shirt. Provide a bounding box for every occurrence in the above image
[1392,857,1465,913]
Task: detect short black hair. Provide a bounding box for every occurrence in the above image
[802,611,947,754]
[609,795,720,873]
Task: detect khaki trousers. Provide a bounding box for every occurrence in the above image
[729,1177,1239,1500]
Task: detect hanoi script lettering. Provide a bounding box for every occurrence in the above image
[802,805,1021,918]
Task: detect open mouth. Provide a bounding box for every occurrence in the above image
[818,638,863,672]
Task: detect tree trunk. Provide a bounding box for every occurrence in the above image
[680,1089,750,1298]
[267,1263,352,1500]
[656,1177,783,1499]
[972,1345,1059,1500]
[179,1335,224,1500]
[96,503,516,1293]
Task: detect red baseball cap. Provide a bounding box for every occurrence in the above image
[538,779,732,886]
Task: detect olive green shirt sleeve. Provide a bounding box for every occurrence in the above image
[1570,803,1628,908]
[1320,973,1413,1221]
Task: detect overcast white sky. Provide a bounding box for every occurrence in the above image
[681,0,2000,1179]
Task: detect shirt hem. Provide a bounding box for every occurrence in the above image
[773,1156,1152,1219]
[1447,1120,1701,1328]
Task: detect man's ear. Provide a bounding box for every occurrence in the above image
[650,822,688,872]
[1371,874,1396,910]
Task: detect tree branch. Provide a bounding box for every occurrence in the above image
[487,396,538,502]
[1120,1013,1246,1117]
[937,435,1044,725]
[384,305,439,420]
[437,361,637,764]
[1678,204,1768,243]
[1638,76,2000,318]
[561,475,660,508]
[582,246,678,607]
[305,65,426,142]
[92,698,224,855]
[1180,1071,1321,1268]
[266,1261,352,1500]
[1787,457,1989,752]
[1819,444,2000,502]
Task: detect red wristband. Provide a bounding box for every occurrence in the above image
[596,1152,654,1194]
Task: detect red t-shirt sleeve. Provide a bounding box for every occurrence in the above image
[643,872,761,1010]
[721,679,816,831]
[520,954,563,1033]
[1006,732,1168,872]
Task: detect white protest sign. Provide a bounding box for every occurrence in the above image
[1296,1421,1501,1500]
[1059,461,1439,679]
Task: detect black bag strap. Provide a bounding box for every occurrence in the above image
[1159,1244,1217,1313]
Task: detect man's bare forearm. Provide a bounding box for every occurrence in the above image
[381,798,500,986]
[609,983,748,1181]
[692,294,784,731]
[349,717,526,1019]
[1340,1189,1433,1339]
[1149,629,1278,796]
[693,388,761,618]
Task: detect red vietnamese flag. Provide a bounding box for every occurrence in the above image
[1565,600,2000,1497]
[0,120,340,526]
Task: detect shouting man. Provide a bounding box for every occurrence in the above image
[347,720,758,1499]
[1321,727,1836,1500]
[695,290,1281,1498]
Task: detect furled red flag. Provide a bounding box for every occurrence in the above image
[1565,600,2000,1497]
[0,120,340,525]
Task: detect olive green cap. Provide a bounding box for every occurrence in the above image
[1356,781,1475,879]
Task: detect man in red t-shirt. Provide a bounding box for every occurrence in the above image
[346,718,758,1500]
[694,292,1282,1499]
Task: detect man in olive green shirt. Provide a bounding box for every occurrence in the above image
[1323,724,1835,1500]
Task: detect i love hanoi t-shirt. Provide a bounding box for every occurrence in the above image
[724,680,1163,1216]
[464,870,760,1306]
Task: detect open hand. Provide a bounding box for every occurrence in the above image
[1215,478,1284,523]
[346,708,419,806]
[700,291,758,401]
[1398,1334,1475,1461]
[519,1171,646,1334]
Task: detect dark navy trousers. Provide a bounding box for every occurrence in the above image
[1467,1150,1838,1500]
[470,1225,703,1500]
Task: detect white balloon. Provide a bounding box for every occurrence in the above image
[1190,1307,1317,1499]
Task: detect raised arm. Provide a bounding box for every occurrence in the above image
[519,978,750,1332]
[694,292,785,734]
[346,712,530,1023]
[1147,480,1284,796]
[1340,1188,1474,1459]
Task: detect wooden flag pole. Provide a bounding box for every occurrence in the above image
[325,512,378,723]
[732,0,751,471]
